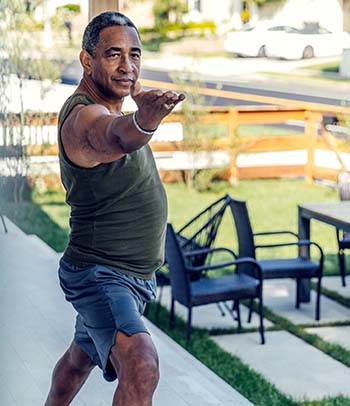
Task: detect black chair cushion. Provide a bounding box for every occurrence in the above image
[191,273,259,306]
[259,257,320,279]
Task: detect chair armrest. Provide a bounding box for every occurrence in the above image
[183,246,237,258]
[188,260,239,272]
[254,230,298,238]
[188,257,263,281]
[255,239,324,261]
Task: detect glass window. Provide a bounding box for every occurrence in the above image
[194,0,201,11]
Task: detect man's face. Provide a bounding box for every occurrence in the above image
[88,25,141,100]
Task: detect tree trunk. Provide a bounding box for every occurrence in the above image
[89,0,119,20]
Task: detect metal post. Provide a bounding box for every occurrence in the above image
[305,111,319,184]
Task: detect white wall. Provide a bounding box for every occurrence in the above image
[200,0,232,23]
[38,0,344,33]
[34,0,87,19]
[121,0,155,28]
[185,0,343,33]
[258,0,343,32]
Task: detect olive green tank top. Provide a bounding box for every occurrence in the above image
[58,94,167,279]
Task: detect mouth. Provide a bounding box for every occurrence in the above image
[112,78,134,86]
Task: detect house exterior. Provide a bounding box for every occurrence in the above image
[185,0,346,33]
[34,0,347,33]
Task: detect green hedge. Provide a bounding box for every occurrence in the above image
[57,3,81,13]
[139,20,216,35]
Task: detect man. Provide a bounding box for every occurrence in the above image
[45,11,185,406]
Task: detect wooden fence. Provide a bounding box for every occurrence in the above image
[1,104,349,183]
[154,105,349,183]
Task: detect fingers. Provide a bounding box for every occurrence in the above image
[133,87,185,112]
[131,86,166,105]
[133,88,186,129]
[139,89,185,104]
[156,91,186,111]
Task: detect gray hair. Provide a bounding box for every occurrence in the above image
[82,11,140,57]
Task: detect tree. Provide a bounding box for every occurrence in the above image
[0,0,59,203]
[252,0,286,5]
[153,0,188,26]
[170,64,229,191]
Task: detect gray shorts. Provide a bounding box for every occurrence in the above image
[58,258,157,382]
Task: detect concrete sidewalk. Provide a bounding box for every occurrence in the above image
[159,277,350,402]
[0,218,253,406]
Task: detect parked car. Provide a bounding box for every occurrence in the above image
[60,60,82,85]
[266,25,350,60]
[223,24,300,57]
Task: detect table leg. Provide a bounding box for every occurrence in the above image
[298,207,311,302]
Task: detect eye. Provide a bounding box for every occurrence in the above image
[108,53,120,59]
[131,52,141,59]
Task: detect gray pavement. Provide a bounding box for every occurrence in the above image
[306,326,350,351]
[0,218,253,406]
[141,52,350,101]
[213,330,350,400]
[263,279,350,325]
[322,275,350,298]
[159,273,350,402]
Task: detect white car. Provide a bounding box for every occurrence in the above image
[224,24,300,57]
[266,25,350,59]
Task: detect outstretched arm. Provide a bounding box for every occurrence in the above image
[61,82,185,168]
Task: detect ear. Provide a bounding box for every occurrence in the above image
[80,50,93,75]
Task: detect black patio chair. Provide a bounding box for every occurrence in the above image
[337,179,350,286]
[176,194,232,269]
[0,214,8,233]
[156,195,232,318]
[228,197,324,321]
[165,223,265,344]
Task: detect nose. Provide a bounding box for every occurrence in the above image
[118,55,133,74]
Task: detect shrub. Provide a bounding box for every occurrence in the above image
[194,168,228,192]
[58,3,81,13]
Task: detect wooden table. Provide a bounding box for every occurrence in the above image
[298,202,350,301]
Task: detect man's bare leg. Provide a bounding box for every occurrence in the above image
[110,332,159,406]
[45,341,96,406]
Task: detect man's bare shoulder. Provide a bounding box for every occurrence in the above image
[61,102,115,168]
[69,102,111,129]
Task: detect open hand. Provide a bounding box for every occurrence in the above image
[131,81,185,130]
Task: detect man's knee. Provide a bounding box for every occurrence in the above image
[129,347,159,389]
[67,342,96,374]
[111,332,159,389]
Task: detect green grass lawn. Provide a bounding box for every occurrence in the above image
[300,61,340,73]
[3,178,342,273]
[166,179,340,274]
[182,123,298,140]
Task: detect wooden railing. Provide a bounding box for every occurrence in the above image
[1,104,349,183]
[156,105,348,183]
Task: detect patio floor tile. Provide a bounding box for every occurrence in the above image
[322,275,350,299]
[305,326,350,351]
[212,330,350,401]
[263,279,350,324]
